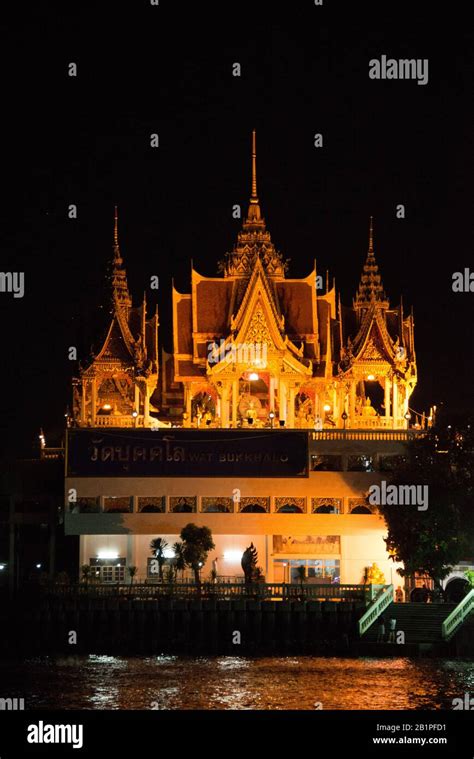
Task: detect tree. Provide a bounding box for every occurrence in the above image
[150,537,169,581]
[81,565,91,584]
[173,541,186,580]
[180,524,215,586]
[375,426,473,594]
[128,566,137,585]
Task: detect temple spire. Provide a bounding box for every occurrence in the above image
[368,215,374,255]
[353,217,388,310]
[246,130,264,226]
[251,129,258,202]
[110,206,132,310]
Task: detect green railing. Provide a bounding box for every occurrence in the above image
[442,588,474,640]
[40,581,371,602]
[358,585,394,636]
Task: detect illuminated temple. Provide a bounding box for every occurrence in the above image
[66,133,433,590]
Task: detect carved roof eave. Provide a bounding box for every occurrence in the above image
[351,305,395,362]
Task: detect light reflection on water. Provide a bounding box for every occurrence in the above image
[1,656,473,710]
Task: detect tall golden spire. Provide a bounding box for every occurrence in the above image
[354,217,388,310]
[368,215,374,255]
[110,206,132,310]
[251,129,258,202]
[113,205,120,255]
[246,130,263,226]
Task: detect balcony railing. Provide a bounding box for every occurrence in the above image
[40,581,372,602]
[95,415,145,427]
[311,429,426,442]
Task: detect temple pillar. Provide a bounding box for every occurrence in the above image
[279,379,287,423]
[332,387,338,423]
[91,378,97,426]
[81,381,87,423]
[185,385,192,422]
[231,380,238,426]
[144,383,150,423]
[349,380,356,426]
[392,378,399,428]
[134,384,140,426]
[288,386,296,428]
[384,377,391,422]
[221,384,230,428]
[269,376,275,412]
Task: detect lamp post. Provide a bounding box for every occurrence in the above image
[341,410,348,431]
[269,411,275,429]
[404,411,411,430]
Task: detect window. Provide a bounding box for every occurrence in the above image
[138,497,165,513]
[350,505,372,514]
[274,558,340,584]
[347,455,375,472]
[311,455,343,471]
[103,497,132,513]
[240,503,266,513]
[277,504,303,513]
[170,497,197,513]
[89,558,126,583]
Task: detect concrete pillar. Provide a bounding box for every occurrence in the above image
[384,377,391,422]
[288,386,296,428]
[91,378,97,426]
[279,379,287,423]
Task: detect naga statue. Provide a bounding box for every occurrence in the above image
[241,542,258,585]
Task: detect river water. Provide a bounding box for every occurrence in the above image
[1,656,473,710]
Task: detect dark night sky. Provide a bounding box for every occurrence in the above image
[1,2,473,456]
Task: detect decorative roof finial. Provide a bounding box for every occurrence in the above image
[251,129,258,202]
[368,215,374,255]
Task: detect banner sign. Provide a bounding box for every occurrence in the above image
[67,429,309,478]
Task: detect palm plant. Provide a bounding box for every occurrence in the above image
[128,566,137,585]
[150,537,169,581]
[173,541,186,580]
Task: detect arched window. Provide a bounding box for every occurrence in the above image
[240,504,266,513]
[277,504,303,513]
[350,505,372,515]
[172,502,194,513]
[314,504,338,514]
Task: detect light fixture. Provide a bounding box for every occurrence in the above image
[0,564,6,571]
[36,563,42,569]
[269,411,275,419]
[323,404,331,412]
[131,411,138,418]
[248,372,259,381]
[223,549,243,562]
[163,548,176,559]
[97,550,119,560]
[102,403,112,410]
[367,374,375,381]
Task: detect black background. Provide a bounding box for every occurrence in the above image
[1,1,473,457]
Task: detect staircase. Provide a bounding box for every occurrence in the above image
[363,602,457,645]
